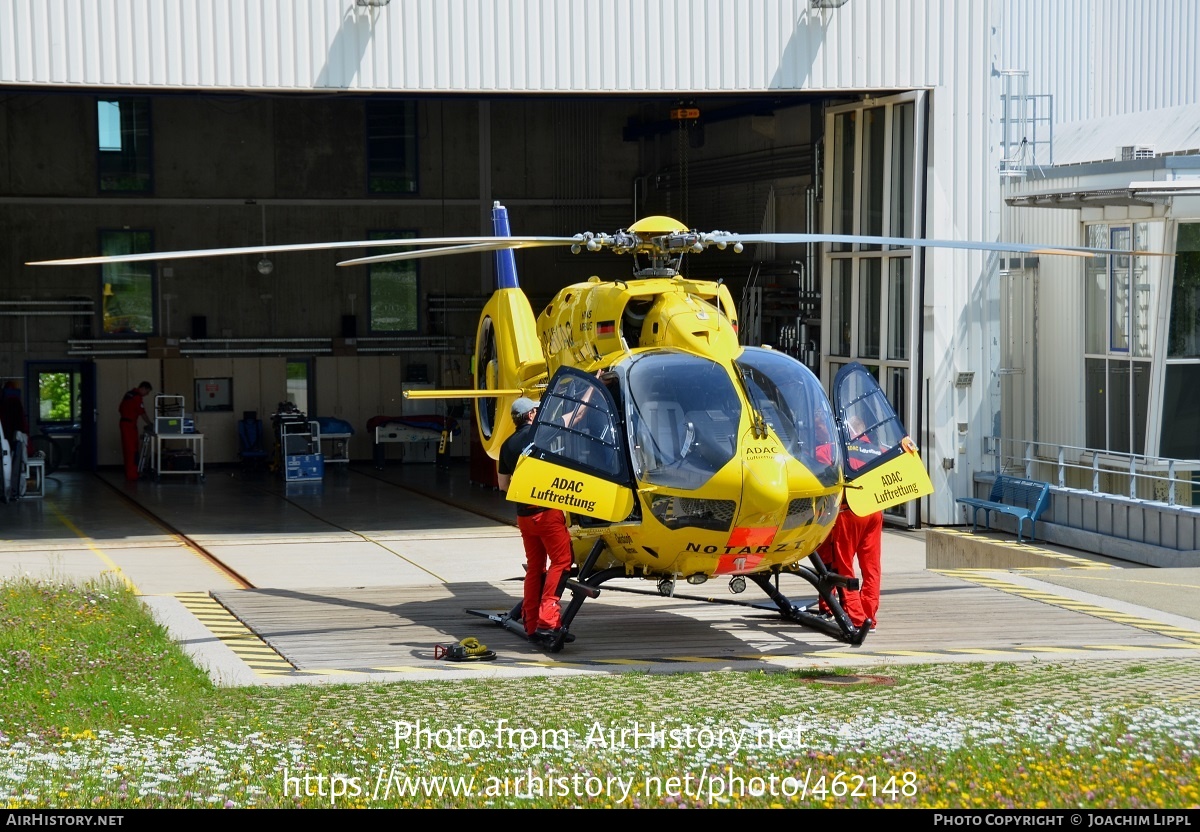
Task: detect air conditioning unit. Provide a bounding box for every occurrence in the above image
[1116,144,1155,161]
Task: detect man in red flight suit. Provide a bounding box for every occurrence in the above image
[118,381,153,481]
[496,397,574,643]
[817,413,884,630]
[817,503,883,629]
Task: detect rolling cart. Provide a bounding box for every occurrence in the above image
[151,395,204,482]
[271,403,323,482]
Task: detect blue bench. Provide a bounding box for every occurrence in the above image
[956,475,1051,543]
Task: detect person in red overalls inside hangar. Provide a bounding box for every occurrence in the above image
[118,381,153,481]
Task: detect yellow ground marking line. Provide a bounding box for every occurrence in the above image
[935,530,1113,568]
[940,570,1200,644]
[596,658,654,665]
[47,501,137,592]
[1043,572,1200,591]
[173,591,295,675]
[304,668,366,676]
[879,650,942,657]
[1011,645,1089,653]
[946,648,1019,655]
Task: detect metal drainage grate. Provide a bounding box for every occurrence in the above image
[800,674,896,687]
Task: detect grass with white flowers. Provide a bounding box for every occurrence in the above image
[2,578,1198,809]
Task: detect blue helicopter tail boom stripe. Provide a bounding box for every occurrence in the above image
[492,202,520,289]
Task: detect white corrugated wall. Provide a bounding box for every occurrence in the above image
[997,1,1200,122]
[1,0,955,92]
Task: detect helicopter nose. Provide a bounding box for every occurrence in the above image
[733,452,789,534]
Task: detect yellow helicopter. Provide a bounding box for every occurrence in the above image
[381,205,936,651]
[29,205,1146,652]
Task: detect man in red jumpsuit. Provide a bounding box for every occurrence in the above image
[817,413,884,630]
[496,397,574,644]
[118,381,153,481]
[817,503,883,629]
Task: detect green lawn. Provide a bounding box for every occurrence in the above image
[1,578,1197,809]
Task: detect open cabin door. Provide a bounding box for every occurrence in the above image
[832,362,932,516]
[507,367,636,522]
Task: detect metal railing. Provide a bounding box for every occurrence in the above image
[988,436,1200,509]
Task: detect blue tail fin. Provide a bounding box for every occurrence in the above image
[492,201,520,290]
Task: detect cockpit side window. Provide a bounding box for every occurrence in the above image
[624,353,741,489]
[832,362,909,478]
[531,369,627,482]
[734,347,842,487]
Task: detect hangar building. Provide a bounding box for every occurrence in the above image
[2,0,1198,557]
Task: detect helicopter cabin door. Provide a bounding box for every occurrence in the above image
[832,362,933,516]
[506,367,636,522]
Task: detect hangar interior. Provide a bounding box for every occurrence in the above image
[1,89,867,469]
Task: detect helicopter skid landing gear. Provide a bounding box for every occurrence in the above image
[465,539,611,653]
[465,597,582,654]
[748,553,871,646]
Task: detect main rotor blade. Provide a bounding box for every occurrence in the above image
[716,233,1169,257]
[336,240,569,267]
[25,235,579,267]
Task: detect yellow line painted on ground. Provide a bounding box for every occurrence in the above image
[1011,645,1087,653]
[946,648,1017,655]
[375,666,431,673]
[943,571,1200,644]
[883,650,943,657]
[597,659,654,665]
[934,532,1114,568]
[173,592,294,675]
[304,668,365,676]
[47,502,137,592]
[1050,573,1200,591]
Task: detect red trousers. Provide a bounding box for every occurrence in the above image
[817,506,883,628]
[120,421,140,481]
[516,509,573,635]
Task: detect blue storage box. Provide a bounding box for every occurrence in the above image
[284,453,324,482]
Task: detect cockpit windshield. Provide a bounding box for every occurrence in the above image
[624,352,741,489]
[734,347,842,487]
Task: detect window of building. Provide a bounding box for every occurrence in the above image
[823,95,923,522]
[366,100,418,195]
[1161,222,1200,458]
[97,98,152,193]
[35,369,82,426]
[829,259,852,356]
[287,360,311,416]
[1083,222,1164,455]
[830,111,856,252]
[823,96,920,401]
[368,230,418,332]
[99,230,155,335]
